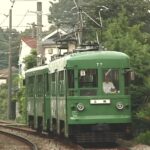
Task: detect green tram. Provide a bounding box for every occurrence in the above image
[25,50,133,142]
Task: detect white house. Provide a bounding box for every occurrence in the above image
[0,69,7,85]
[18,29,69,77]
[18,37,37,78]
[42,29,67,64]
[0,67,18,85]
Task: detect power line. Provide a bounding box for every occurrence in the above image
[0,14,9,26]
[16,11,29,28]
[0,25,32,28]
[16,0,38,1]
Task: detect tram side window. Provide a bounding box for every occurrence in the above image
[44,73,49,94]
[67,70,74,88]
[51,73,56,96]
[37,75,43,96]
[103,69,119,94]
[58,71,64,96]
[124,69,135,94]
[79,69,98,88]
[28,76,34,96]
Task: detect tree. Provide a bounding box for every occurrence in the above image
[48,0,150,30]
[48,0,150,44]
[16,49,37,122]
[0,28,20,69]
[103,8,150,107]
[23,49,37,70]
[0,72,19,120]
[81,0,150,30]
[48,0,76,29]
[0,85,7,119]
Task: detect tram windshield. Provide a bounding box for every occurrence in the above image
[103,69,119,94]
[78,69,98,96]
[79,69,98,88]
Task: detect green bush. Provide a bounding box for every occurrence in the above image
[136,103,150,121]
[16,86,26,123]
[135,131,150,145]
[0,85,7,119]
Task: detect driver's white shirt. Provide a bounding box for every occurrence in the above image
[103,82,115,93]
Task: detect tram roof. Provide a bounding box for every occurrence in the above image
[25,51,130,75]
[25,65,48,76]
[69,51,129,60]
[67,50,130,68]
[48,50,130,72]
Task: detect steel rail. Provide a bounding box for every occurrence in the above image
[0,130,38,150]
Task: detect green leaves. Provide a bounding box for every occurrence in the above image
[48,0,76,28]
[135,131,150,145]
[0,28,20,69]
[23,49,37,70]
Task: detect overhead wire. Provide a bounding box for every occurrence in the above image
[16,10,29,28]
[0,0,30,30]
[0,14,9,26]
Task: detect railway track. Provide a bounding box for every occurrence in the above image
[0,130,38,150]
[0,121,83,150]
[0,120,135,150]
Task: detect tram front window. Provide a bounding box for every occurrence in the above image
[103,69,119,94]
[79,69,98,96]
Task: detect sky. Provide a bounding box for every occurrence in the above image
[0,0,54,32]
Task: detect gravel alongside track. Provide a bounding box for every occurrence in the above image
[0,120,150,150]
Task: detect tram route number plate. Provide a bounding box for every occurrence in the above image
[90,99,111,104]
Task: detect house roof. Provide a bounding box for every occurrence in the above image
[56,32,77,42]
[42,29,66,41]
[21,37,37,49]
[42,29,67,45]
[0,67,18,78]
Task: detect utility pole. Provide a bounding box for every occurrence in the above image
[74,0,83,46]
[78,6,83,45]
[36,2,43,65]
[31,22,36,38]
[8,8,12,120]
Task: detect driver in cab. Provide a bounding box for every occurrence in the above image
[103,75,116,94]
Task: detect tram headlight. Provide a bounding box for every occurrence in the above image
[116,102,124,110]
[76,103,85,111]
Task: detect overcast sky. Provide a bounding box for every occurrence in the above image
[0,0,52,32]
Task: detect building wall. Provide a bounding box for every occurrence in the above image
[0,79,7,85]
[18,41,33,77]
[44,47,58,64]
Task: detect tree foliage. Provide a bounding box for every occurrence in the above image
[0,28,20,69]
[0,85,7,119]
[0,73,18,120]
[103,8,150,113]
[49,0,150,27]
[48,0,76,29]
[135,131,150,145]
[23,49,37,70]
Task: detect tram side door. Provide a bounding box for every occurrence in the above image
[43,73,50,131]
[50,70,59,133]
